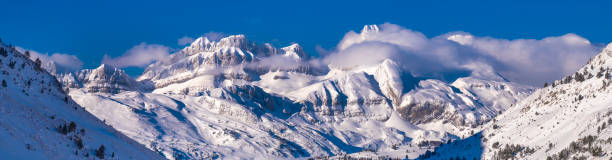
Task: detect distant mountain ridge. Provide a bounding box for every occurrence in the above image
[52,25,534,159]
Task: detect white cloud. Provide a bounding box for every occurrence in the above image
[15,47,83,73]
[337,24,428,51]
[178,36,195,46]
[249,54,303,70]
[324,23,601,86]
[102,43,170,68]
[449,32,598,85]
[314,45,332,58]
[325,41,402,68]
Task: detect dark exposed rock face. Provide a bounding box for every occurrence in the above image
[397,100,488,127]
[222,85,303,119]
[397,101,447,125]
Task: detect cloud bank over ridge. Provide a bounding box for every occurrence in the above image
[102,43,170,68]
[322,23,600,86]
[32,23,598,86]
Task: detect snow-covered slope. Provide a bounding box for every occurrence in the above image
[0,43,163,159]
[58,25,534,159]
[425,43,612,160]
[480,43,612,159]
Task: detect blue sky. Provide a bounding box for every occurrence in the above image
[1,0,611,76]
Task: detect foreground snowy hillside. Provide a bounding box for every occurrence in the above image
[57,25,533,159]
[0,42,163,159]
[427,43,612,159]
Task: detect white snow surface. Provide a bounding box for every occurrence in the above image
[0,43,163,159]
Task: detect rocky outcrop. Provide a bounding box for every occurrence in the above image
[67,64,139,93]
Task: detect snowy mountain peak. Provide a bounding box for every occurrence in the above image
[280,43,308,60]
[361,24,380,34]
[281,43,302,51]
[90,64,125,80]
[446,34,474,45]
[603,42,612,57]
[184,34,250,55]
[374,59,404,106]
[216,34,248,49]
[70,64,138,93]
[189,36,211,48]
[96,63,115,72]
[381,58,398,67]
[336,24,381,50]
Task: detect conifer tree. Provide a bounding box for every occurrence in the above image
[0,48,7,57]
[96,145,105,159]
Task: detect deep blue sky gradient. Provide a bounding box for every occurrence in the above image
[1,0,611,75]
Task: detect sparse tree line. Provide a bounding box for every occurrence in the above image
[0,37,67,99]
[544,60,612,88]
[547,135,605,160]
[491,144,535,160]
[55,120,113,159]
[0,38,44,71]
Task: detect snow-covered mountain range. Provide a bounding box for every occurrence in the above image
[0,42,163,159]
[8,23,611,159]
[48,25,536,159]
